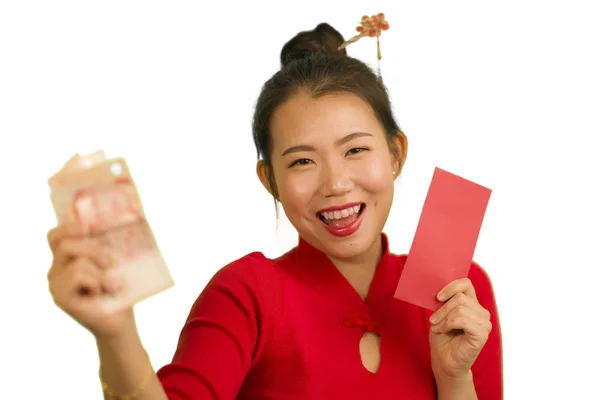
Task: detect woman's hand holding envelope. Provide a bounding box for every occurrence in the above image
[427,278,493,391]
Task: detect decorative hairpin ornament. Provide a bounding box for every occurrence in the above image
[338,13,390,81]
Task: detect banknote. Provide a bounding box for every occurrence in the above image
[48,151,174,312]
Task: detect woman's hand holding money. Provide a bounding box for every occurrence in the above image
[47,223,135,339]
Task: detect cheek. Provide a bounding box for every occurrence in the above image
[354,155,393,192]
[276,172,317,212]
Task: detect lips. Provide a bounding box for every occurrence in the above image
[317,203,365,226]
[316,203,366,237]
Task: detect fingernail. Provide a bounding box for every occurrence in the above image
[437,292,446,301]
[429,314,438,324]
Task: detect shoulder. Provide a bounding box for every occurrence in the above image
[468,261,500,316]
[468,261,496,294]
[207,251,282,288]
[388,252,408,276]
[199,251,285,313]
[389,252,408,264]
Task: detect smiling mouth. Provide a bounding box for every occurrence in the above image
[317,204,365,227]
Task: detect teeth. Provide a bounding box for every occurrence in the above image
[320,205,362,221]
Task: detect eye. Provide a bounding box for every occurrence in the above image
[346,147,368,156]
[288,158,313,168]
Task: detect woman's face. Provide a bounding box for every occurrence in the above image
[260,91,402,260]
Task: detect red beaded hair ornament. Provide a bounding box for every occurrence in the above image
[338,13,390,82]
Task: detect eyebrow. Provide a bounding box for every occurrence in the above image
[280,132,373,157]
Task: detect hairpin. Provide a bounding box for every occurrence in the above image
[338,13,390,81]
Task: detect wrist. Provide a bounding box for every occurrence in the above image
[434,370,476,400]
[95,307,136,338]
[96,327,154,400]
[95,321,140,353]
[433,366,472,382]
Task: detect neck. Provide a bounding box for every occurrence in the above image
[328,235,384,299]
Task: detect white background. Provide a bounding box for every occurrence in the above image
[1,1,598,399]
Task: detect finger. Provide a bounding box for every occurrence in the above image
[47,224,85,253]
[429,292,483,325]
[101,270,123,295]
[63,258,122,295]
[431,305,492,338]
[437,278,477,302]
[54,237,112,271]
[50,258,105,303]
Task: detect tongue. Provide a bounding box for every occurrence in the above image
[329,212,359,228]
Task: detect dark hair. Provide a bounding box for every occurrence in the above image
[280,23,347,67]
[253,23,404,200]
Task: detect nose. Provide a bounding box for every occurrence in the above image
[320,162,353,197]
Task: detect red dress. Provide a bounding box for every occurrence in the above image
[157,234,503,399]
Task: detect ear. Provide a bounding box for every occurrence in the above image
[256,160,275,197]
[391,131,408,177]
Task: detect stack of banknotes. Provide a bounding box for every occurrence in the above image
[48,151,174,312]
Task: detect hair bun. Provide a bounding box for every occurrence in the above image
[280,23,347,67]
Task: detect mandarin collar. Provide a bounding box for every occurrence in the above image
[293,233,395,319]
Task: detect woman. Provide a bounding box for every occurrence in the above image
[47,23,503,399]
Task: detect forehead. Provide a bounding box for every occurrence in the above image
[270,91,383,148]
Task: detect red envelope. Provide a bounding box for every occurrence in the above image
[394,167,492,311]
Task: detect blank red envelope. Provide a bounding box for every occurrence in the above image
[394,167,492,311]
